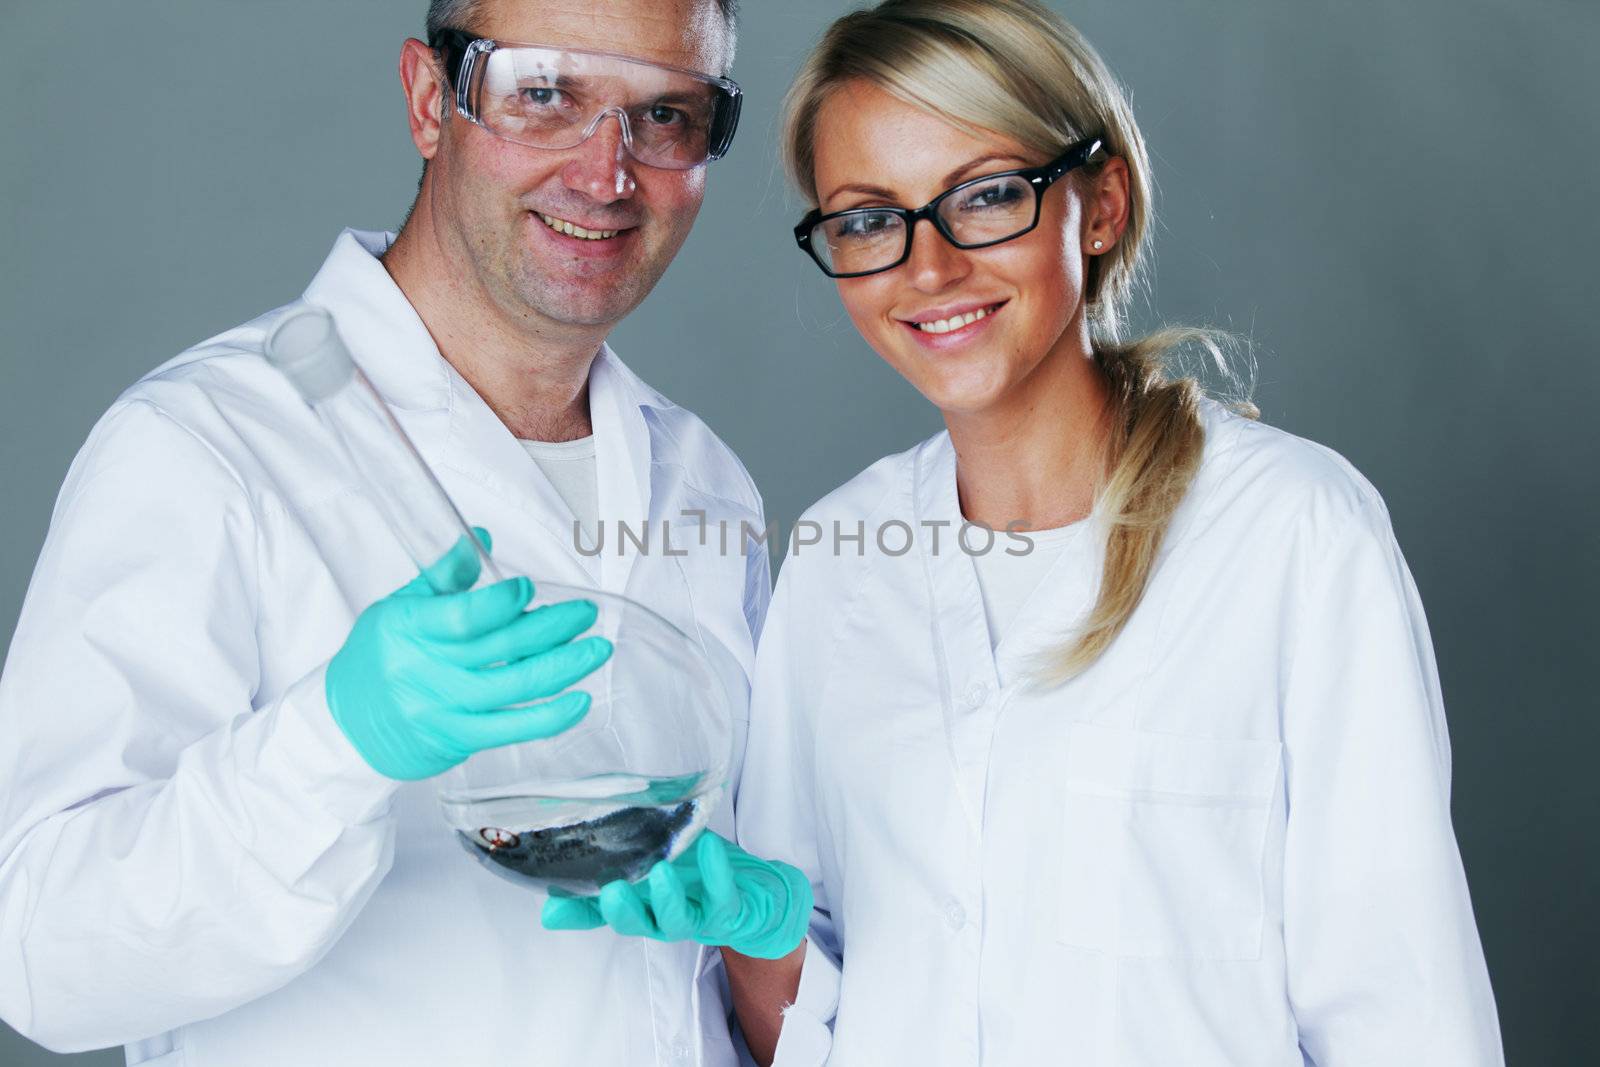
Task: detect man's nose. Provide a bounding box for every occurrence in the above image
[906,218,970,293]
[560,110,639,203]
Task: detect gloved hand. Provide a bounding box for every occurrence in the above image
[325,529,612,780]
[541,831,813,960]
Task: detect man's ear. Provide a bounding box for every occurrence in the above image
[399,37,447,160]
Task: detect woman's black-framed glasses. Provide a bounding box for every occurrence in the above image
[794,137,1106,278]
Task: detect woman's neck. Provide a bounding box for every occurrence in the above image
[944,332,1113,532]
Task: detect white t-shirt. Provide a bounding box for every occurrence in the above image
[970,520,1091,652]
[519,436,598,548]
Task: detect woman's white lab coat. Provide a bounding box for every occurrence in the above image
[0,230,768,1065]
[736,397,1503,1066]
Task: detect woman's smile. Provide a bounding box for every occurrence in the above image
[896,299,1009,348]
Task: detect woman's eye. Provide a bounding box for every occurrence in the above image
[838,213,895,238]
[962,182,1025,210]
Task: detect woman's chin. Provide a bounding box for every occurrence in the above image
[874,332,1032,416]
[910,371,1016,419]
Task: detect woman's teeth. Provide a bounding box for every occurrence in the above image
[539,213,619,240]
[913,303,1001,334]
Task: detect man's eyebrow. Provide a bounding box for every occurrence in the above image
[646,90,714,107]
[821,152,1034,210]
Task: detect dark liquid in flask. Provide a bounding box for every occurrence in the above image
[456,799,702,894]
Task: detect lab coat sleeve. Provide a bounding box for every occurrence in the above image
[733,557,842,1067]
[0,400,400,1053]
[1280,495,1503,1065]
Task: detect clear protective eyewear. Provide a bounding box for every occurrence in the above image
[794,137,1107,278]
[431,29,743,170]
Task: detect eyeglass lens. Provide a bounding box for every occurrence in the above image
[478,48,727,168]
[811,172,1038,275]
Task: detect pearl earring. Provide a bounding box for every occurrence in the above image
[1092,239,1104,250]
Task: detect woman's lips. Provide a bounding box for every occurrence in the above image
[899,300,1008,347]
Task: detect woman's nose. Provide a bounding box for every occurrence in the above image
[904,218,970,293]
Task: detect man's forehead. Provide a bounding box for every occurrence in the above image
[477,0,733,76]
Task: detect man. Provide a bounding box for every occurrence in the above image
[0,0,795,1062]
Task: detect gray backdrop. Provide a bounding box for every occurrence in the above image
[3,1,1595,1064]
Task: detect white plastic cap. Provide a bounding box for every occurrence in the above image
[264,305,356,404]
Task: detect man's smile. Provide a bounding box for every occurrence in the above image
[536,211,631,241]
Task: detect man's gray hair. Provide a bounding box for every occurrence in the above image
[425,0,740,42]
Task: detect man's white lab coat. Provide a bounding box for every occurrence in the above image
[0,230,769,1065]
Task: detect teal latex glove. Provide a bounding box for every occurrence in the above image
[325,529,612,781]
[541,831,813,960]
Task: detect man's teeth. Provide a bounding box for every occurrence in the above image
[539,213,619,240]
[913,304,999,334]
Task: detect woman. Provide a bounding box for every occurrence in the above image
[546,1,1504,1063]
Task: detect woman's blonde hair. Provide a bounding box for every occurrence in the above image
[783,0,1257,681]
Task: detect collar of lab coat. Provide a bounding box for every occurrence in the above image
[299,228,661,594]
[912,432,1006,700]
[911,431,1107,691]
[912,397,1247,706]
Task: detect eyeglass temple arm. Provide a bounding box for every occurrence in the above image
[429,28,494,121]
[429,28,474,82]
[1045,137,1108,181]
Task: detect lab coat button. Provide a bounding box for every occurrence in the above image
[960,681,988,710]
[667,1038,690,1063]
[943,897,967,929]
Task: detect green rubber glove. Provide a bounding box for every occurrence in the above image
[541,831,813,960]
[325,529,612,781]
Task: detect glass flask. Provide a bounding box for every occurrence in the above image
[437,582,732,896]
[264,305,733,897]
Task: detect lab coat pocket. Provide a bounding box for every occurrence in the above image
[1056,722,1282,960]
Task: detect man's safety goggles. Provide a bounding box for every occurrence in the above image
[431,29,743,171]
